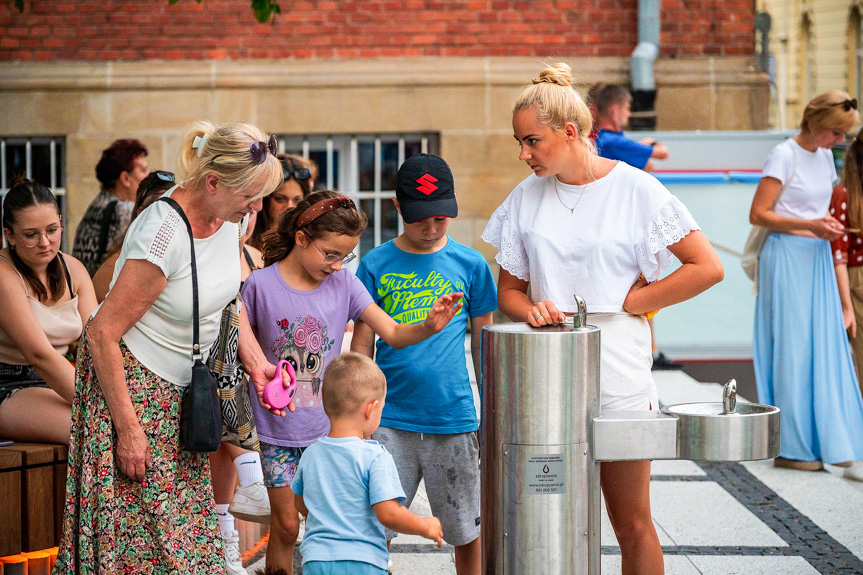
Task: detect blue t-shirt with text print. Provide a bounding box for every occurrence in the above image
[356,237,497,434]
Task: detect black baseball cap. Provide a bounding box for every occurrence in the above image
[395,153,458,224]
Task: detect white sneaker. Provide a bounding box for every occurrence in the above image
[229,482,271,524]
[388,558,394,575]
[222,529,248,575]
[844,461,863,482]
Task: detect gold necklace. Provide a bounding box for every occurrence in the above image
[553,172,595,215]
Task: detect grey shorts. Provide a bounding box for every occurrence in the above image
[372,426,481,547]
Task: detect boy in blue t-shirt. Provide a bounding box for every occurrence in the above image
[291,352,443,575]
[353,153,497,575]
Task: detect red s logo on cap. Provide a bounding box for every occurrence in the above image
[416,174,438,195]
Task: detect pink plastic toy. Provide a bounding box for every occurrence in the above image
[263,360,297,409]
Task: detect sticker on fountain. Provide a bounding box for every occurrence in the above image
[526,454,566,495]
[272,315,334,408]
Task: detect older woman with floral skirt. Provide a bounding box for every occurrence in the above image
[55,121,286,573]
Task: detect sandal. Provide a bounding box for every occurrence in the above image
[773,457,823,471]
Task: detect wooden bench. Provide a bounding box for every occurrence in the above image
[0,443,67,557]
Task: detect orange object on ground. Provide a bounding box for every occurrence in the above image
[0,554,28,575]
[22,550,50,575]
[46,548,58,571]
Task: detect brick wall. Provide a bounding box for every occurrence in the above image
[1,0,753,61]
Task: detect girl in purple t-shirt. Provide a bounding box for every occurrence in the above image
[243,190,462,573]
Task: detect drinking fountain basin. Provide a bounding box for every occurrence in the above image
[593,380,781,462]
[661,401,780,461]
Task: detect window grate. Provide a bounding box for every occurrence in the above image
[277,133,438,260]
[0,136,68,251]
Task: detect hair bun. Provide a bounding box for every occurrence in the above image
[533,63,573,87]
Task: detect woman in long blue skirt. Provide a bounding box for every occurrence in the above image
[751,90,863,476]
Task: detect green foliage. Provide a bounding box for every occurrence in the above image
[15,0,283,24]
[251,0,282,23]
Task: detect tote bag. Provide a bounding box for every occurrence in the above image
[741,144,797,287]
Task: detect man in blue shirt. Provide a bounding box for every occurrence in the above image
[595,84,669,173]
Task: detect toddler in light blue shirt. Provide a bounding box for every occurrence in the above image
[291,353,443,575]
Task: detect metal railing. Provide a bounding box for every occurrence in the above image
[0,136,68,250]
[278,133,438,258]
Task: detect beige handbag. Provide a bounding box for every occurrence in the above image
[741,143,797,287]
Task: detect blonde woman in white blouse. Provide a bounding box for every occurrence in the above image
[482,63,724,575]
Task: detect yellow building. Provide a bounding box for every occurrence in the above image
[758,0,863,127]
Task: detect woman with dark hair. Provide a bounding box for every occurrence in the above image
[248,153,314,250]
[0,178,97,444]
[73,138,149,275]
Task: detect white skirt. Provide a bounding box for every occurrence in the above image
[590,313,658,412]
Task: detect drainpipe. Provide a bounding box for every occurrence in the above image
[630,0,659,130]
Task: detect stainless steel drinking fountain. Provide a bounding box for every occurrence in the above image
[480,298,780,574]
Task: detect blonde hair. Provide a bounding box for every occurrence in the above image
[178,121,283,199]
[514,62,596,153]
[800,91,860,134]
[844,128,863,231]
[322,352,386,419]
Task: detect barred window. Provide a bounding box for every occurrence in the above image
[1,136,68,250]
[277,133,439,259]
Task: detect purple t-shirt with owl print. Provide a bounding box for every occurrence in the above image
[243,264,374,447]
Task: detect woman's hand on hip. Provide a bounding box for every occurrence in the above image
[116,425,151,481]
[808,215,845,240]
[528,300,565,326]
[622,275,651,314]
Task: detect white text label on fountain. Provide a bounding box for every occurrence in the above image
[526,454,565,494]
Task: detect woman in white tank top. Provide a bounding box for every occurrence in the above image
[0,178,97,444]
[483,64,724,575]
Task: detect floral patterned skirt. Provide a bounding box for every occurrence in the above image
[54,330,223,574]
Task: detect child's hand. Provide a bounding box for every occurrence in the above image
[421,516,444,548]
[248,363,294,417]
[422,292,464,333]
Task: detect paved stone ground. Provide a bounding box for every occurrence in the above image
[245,357,863,574]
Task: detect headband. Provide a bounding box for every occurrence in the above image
[297,197,357,228]
[192,134,210,158]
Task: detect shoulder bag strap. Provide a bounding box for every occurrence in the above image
[158,197,201,359]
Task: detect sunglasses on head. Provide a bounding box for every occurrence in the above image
[250,135,278,165]
[138,170,175,200]
[839,98,859,112]
[284,167,312,182]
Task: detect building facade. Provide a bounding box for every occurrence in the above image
[1,0,767,260]
[757,0,863,128]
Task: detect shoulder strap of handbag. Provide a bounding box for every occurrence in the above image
[772,140,798,209]
[158,197,202,359]
[97,199,119,260]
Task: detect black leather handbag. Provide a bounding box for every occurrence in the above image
[160,197,222,454]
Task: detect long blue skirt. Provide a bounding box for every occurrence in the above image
[754,233,863,463]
